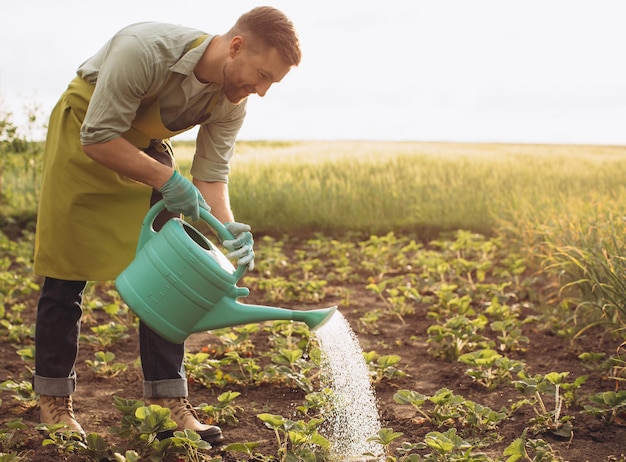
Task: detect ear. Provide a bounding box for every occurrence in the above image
[229,36,245,58]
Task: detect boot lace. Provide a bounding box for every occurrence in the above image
[171,398,200,421]
[47,396,76,421]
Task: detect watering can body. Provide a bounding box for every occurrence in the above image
[115,201,336,343]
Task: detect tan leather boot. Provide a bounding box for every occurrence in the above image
[39,395,85,437]
[147,397,223,444]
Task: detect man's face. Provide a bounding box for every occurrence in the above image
[223,39,292,104]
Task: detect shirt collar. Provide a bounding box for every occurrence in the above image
[170,34,215,76]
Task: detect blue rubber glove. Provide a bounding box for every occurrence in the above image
[158,171,209,221]
[223,222,255,271]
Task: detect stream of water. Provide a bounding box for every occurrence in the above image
[314,311,383,460]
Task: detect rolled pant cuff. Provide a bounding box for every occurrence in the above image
[143,378,188,398]
[33,373,76,396]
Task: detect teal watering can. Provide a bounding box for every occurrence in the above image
[115,200,337,344]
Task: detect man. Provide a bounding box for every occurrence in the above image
[33,7,301,444]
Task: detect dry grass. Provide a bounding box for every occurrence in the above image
[172,139,626,163]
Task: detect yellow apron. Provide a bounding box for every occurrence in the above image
[34,36,213,281]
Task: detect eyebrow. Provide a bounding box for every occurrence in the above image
[260,69,277,82]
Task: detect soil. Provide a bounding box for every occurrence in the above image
[1,238,626,462]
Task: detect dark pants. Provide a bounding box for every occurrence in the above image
[33,141,189,398]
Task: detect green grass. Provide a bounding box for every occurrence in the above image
[174,141,626,238]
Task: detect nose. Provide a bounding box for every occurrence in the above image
[255,81,272,97]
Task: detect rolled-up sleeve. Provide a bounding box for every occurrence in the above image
[190,101,247,183]
[79,34,159,145]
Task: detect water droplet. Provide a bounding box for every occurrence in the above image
[315,311,383,460]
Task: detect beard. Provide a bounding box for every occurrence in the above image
[222,61,250,104]
[223,83,248,104]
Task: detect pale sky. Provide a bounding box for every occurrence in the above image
[2,0,625,145]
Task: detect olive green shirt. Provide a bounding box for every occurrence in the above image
[76,21,247,183]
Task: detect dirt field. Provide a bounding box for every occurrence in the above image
[1,237,626,461]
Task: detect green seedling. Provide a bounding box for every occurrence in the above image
[483,293,517,320]
[420,428,491,461]
[427,315,490,361]
[358,308,383,335]
[463,400,508,435]
[82,283,135,327]
[208,323,259,356]
[583,390,626,424]
[199,390,242,425]
[108,396,215,460]
[365,276,419,324]
[490,318,529,352]
[80,322,129,350]
[394,388,506,434]
[293,251,324,281]
[363,351,408,383]
[76,433,110,462]
[296,388,334,417]
[266,320,312,350]
[513,371,584,438]
[257,413,330,462]
[222,351,264,385]
[222,441,265,461]
[37,424,88,456]
[85,351,128,378]
[0,380,36,407]
[0,418,27,454]
[428,286,475,319]
[458,348,525,389]
[393,389,432,423]
[359,232,408,278]
[577,351,609,372]
[166,429,214,462]
[365,427,405,460]
[254,276,293,303]
[267,347,316,392]
[503,429,565,462]
[0,452,30,462]
[109,396,175,444]
[184,352,220,388]
[15,347,34,363]
[0,319,34,345]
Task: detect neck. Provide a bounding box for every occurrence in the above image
[194,35,226,84]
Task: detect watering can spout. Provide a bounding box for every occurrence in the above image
[194,299,337,333]
[296,304,338,330]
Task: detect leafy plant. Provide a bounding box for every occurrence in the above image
[0,380,36,407]
[366,428,415,461]
[458,348,525,389]
[503,429,565,462]
[85,351,128,377]
[419,428,491,461]
[108,397,175,458]
[199,390,243,425]
[37,424,88,457]
[257,413,330,462]
[80,322,129,350]
[393,388,507,435]
[513,372,585,438]
[427,315,490,361]
[363,351,408,383]
[490,318,530,352]
[0,419,28,455]
[583,390,626,424]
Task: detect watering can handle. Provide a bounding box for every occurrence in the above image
[136,200,247,281]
